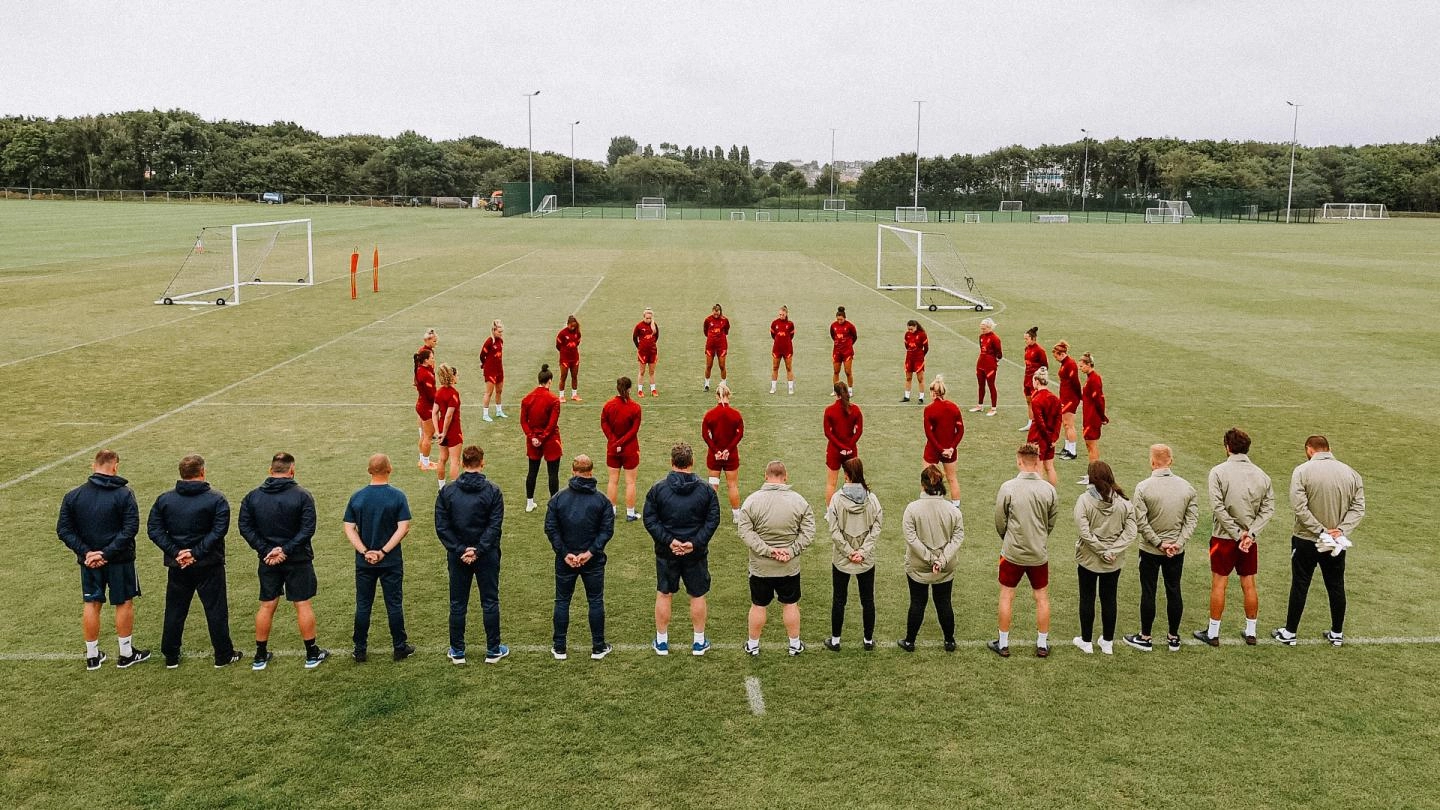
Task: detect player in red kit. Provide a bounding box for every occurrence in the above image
[702,304,730,391]
[1027,367,1063,487]
[555,315,583,402]
[830,306,858,393]
[633,308,660,398]
[1018,326,1049,431]
[769,305,796,395]
[701,382,745,520]
[1077,352,1109,485]
[921,375,964,504]
[1053,340,1081,460]
[972,317,1002,416]
[521,364,564,513]
[823,383,864,502]
[414,348,438,471]
[601,377,644,521]
[901,320,929,403]
[479,320,507,422]
[432,364,463,489]
[418,328,438,359]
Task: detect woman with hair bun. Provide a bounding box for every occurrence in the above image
[972,317,1002,416]
[432,363,463,489]
[830,306,858,394]
[1072,461,1136,655]
[414,347,438,471]
[1027,367,1062,487]
[921,375,964,505]
[1018,326,1048,432]
[1077,352,1109,485]
[521,364,563,512]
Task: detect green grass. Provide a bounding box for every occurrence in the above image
[1,200,1438,809]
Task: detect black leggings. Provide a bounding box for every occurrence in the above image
[1138,551,1185,637]
[1078,566,1121,643]
[905,577,954,643]
[526,458,560,500]
[831,567,875,639]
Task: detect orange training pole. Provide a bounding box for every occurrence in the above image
[350,250,359,299]
[372,247,380,292]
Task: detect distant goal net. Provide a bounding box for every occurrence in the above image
[999,201,1023,212]
[534,194,559,216]
[1158,200,1196,219]
[1145,208,1182,224]
[876,224,993,312]
[1321,203,1389,220]
[894,206,927,223]
[823,199,847,211]
[157,219,313,306]
[635,200,667,220]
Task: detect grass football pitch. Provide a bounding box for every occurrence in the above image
[1,201,1438,809]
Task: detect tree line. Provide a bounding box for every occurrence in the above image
[2,110,1438,210]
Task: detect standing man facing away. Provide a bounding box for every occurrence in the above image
[990,443,1059,659]
[148,453,239,668]
[737,460,816,657]
[57,449,149,671]
[434,445,507,665]
[1274,435,1365,647]
[344,453,414,662]
[1196,427,1275,647]
[544,454,615,661]
[238,452,328,670]
[1123,444,1198,653]
[643,442,722,656]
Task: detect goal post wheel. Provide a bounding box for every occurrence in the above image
[928,304,938,312]
[974,304,984,312]
[216,297,227,306]
[297,277,305,283]
[253,277,262,283]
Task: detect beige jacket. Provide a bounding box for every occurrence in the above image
[1290,452,1365,546]
[1133,468,1199,555]
[994,471,1058,566]
[902,494,964,584]
[1074,489,1138,573]
[1206,454,1274,541]
[826,484,882,574]
[736,483,815,577]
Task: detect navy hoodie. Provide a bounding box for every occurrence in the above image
[147,479,231,569]
[238,477,317,562]
[643,471,721,559]
[57,473,139,564]
[544,475,615,558]
[434,471,504,559]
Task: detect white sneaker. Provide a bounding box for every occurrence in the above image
[1072,636,1094,654]
[969,405,984,412]
[1097,638,1114,655]
[482,412,494,423]
[1077,476,1090,485]
[986,408,997,417]
[1018,421,1032,432]
[525,499,537,513]
[495,408,508,419]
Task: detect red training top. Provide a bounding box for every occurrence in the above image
[1023,342,1049,395]
[414,365,436,416]
[1028,389,1063,448]
[520,386,562,457]
[830,320,858,360]
[823,401,864,455]
[977,331,1003,373]
[703,314,730,353]
[601,396,643,455]
[923,398,965,453]
[633,321,659,357]
[1057,355,1081,409]
[1082,371,1107,427]
[433,385,462,445]
[904,330,929,371]
[770,317,795,358]
[555,325,582,366]
[479,336,504,382]
[701,403,745,457]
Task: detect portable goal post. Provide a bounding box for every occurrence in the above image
[534,194,559,216]
[876,224,993,312]
[999,201,1023,212]
[755,211,773,222]
[635,201,667,220]
[823,199,847,211]
[156,219,313,306]
[1321,203,1389,220]
[729,211,746,221]
[963,213,982,224]
[894,206,927,223]
[1158,200,1196,219]
[1145,208,1182,224]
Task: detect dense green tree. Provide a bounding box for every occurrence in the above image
[606,135,638,166]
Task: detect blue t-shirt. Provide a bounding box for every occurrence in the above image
[343,484,412,569]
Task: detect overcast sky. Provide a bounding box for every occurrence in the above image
[5,2,1436,163]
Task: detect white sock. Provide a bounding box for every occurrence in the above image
[704,378,710,387]
[571,389,578,399]
[789,637,801,649]
[903,392,910,400]
[720,379,727,388]
[483,406,491,417]
[949,499,960,508]
[787,381,794,393]
[118,635,133,656]
[437,479,445,490]
[1065,441,1076,453]
[918,395,924,403]
[1036,632,1049,647]
[830,636,840,645]
[650,384,656,392]
[85,640,100,658]
[770,381,777,393]
[694,631,706,645]
[419,453,426,463]
[998,630,1010,647]
[731,508,741,522]
[746,638,759,650]
[1245,617,1257,637]
[655,631,668,644]
[1208,618,1222,638]
[626,508,636,518]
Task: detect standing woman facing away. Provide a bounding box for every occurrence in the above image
[432,364,463,489]
[1018,326,1048,431]
[1077,352,1108,485]
[972,317,1002,416]
[601,377,644,522]
[701,382,745,522]
[555,315,583,402]
[414,347,438,471]
[1072,461,1137,655]
[898,465,965,653]
[702,304,730,391]
[901,320,929,404]
[1027,368,1063,488]
[1053,341,1081,461]
[830,306,858,394]
[921,375,964,506]
[824,458,882,652]
[479,320,507,422]
[769,305,796,395]
[520,364,564,513]
[633,308,660,398]
[822,383,864,503]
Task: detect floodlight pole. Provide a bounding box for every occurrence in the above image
[1079,128,1090,213]
[829,128,838,200]
[526,90,541,215]
[912,101,923,209]
[1285,101,1300,224]
[570,120,581,208]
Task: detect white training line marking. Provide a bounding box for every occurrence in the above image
[0,258,418,370]
[745,676,767,716]
[572,275,606,313]
[0,252,536,492]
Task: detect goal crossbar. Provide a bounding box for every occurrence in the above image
[876,224,993,311]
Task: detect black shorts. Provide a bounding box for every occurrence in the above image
[749,573,801,606]
[655,555,711,597]
[81,562,140,605]
[258,559,318,602]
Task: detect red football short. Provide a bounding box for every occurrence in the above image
[1083,421,1103,441]
[1209,536,1258,577]
[826,445,855,471]
[636,347,657,364]
[1034,440,1056,462]
[526,437,563,463]
[606,450,639,471]
[708,448,739,472]
[923,443,954,465]
[998,556,1049,589]
[1060,399,1079,416]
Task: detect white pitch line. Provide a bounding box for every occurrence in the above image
[744,675,767,716]
[0,252,536,492]
[571,275,606,314]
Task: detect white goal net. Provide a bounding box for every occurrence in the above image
[755,211,773,222]
[635,203,667,220]
[876,224,993,312]
[963,213,982,224]
[999,201,1023,212]
[1158,199,1196,219]
[1145,208,1182,224]
[824,199,847,211]
[729,211,746,221]
[894,206,927,223]
[534,194,559,216]
[1321,203,1389,220]
[157,219,313,306]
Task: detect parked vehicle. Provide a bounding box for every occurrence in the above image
[260,192,283,204]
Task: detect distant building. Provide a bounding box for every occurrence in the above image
[1024,166,1065,192]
